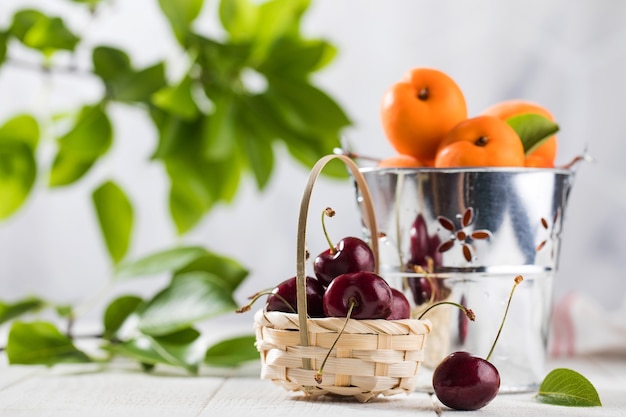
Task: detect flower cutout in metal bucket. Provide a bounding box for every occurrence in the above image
[436,207,492,263]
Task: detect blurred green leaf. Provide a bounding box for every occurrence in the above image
[259,38,337,80]
[92,46,132,83]
[0,31,8,65]
[48,153,94,187]
[202,93,237,160]
[0,297,45,325]
[268,77,350,135]
[158,0,204,45]
[10,10,79,55]
[114,62,166,103]
[248,0,310,64]
[92,180,134,264]
[0,142,37,220]
[0,114,40,150]
[219,0,257,42]
[103,295,143,340]
[204,334,258,367]
[138,271,237,336]
[152,75,199,120]
[112,331,202,373]
[175,251,249,292]
[49,104,112,187]
[92,46,165,103]
[7,321,90,365]
[115,246,209,280]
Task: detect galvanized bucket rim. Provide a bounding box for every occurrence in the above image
[359,166,575,176]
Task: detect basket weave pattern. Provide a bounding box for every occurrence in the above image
[252,154,432,402]
[255,310,431,402]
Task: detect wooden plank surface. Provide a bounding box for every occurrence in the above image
[0,355,625,416]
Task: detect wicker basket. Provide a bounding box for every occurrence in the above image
[253,154,432,402]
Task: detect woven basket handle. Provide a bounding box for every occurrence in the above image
[295,154,379,370]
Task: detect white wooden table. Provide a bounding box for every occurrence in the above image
[1,352,624,417]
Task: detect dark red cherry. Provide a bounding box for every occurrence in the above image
[314,236,375,287]
[323,271,392,319]
[432,351,500,410]
[266,276,325,318]
[387,288,410,320]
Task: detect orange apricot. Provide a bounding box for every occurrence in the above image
[524,154,555,168]
[481,99,557,165]
[377,154,424,168]
[434,116,525,168]
[380,68,467,165]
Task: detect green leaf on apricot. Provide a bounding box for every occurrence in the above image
[506,113,559,156]
[535,368,602,407]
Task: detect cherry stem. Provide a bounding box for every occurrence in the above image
[417,301,475,322]
[321,207,337,254]
[485,275,524,362]
[235,289,296,314]
[314,299,356,384]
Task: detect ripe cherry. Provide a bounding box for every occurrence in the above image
[432,351,500,411]
[387,288,410,320]
[323,271,392,319]
[237,276,325,318]
[313,208,375,287]
[431,276,523,411]
[267,276,326,318]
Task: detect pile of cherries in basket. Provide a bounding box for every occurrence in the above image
[265,208,410,321]
[241,208,521,412]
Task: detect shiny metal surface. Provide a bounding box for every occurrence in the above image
[358,167,576,273]
[356,166,577,393]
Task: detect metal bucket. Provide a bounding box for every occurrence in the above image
[357,166,576,393]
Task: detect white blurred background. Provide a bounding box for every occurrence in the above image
[0,0,624,330]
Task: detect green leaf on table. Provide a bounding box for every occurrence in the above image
[112,330,202,373]
[158,0,204,45]
[49,104,112,186]
[92,180,134,264]
[103,295,143,340]
[115,246,209,280]
[137,271,237,336]
[535,368,602,407]
[10,10,79,55]
[7,321,91,365]
[506,113,559,155]
[0,297,45,325]
[204,334,258,367]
